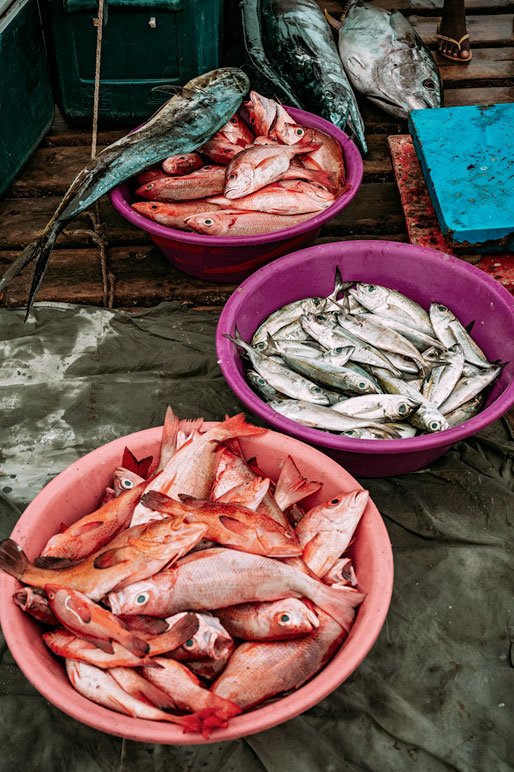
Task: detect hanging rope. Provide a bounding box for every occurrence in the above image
[90,0,115,308]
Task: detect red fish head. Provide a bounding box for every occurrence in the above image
[269,599,319,637]
[244,90,278,136]
[255,524,303,558]
[132,201,165,220]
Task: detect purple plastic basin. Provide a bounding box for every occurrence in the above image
[215,240,514,477]
[109,107,363,283]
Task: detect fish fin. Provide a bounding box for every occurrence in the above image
[0,222,60,308]
[120,614,169,635]
[33,555,82,569]
[80,635,115,654]
[274,455,322,511]
[211,412,267,441]
[219,515,254,536]
[121,447,153,478]
[69,520,104,536]
[59,522,69,534]
[156,406,181,471]
[465,320,475,333]
[309,581,366,632]
[66,594,92,623]
[124,635,151,658]
[324,9,343,30]
[140,490,175,512]
[94,548,131,569]
[151,613,200,653]
[24,224,63,319]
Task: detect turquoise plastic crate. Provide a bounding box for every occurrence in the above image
[0,0,54,197]
[40,0,224,127]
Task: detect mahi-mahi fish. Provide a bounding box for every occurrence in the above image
[0,67,250,315]
[325,1,442,120]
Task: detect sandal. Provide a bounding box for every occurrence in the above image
[436,22,472,63]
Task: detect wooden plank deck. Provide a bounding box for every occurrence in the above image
[1,0,513,311]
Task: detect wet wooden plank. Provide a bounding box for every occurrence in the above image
[437,48,514,85]
[444,85,514,105]
[410,14,514,46]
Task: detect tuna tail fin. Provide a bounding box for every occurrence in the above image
[308,580,366,632]
[0,220,61,316]
[0,538,30,580]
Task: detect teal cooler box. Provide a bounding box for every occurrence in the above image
[40,0,224,127]
[0,0,54,197]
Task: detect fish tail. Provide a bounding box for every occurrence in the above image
[0,538,30,580]
[308,580,366,632]
[214,412,267,441]
[140,490,175,513]
[123,634,151,658]
[0,220,61,316]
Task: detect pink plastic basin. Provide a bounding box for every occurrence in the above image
[108,108,363,283]
[0,424,392,743]
[215,240,514,477]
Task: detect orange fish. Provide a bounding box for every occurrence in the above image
[160,611,233,662]
[108,666,178,709]
[135,168,172,185]
[65,659,205,733]
[285,125,346,191]
[139,657,242,736]
[199,137,246,165]
[223,143,320,199]
[43,628,158,669]
[0,519,207,601]
[13,586,58,625]
[45,584,150,657]
[140,490,302,558]
[38,478,149,561]
[244,90,278,136]
[207,179,334,215]
[214,476,271,511]
[129,413,266,527]
[273,454,322,511]
[184,209,316,237]
[108,547,365,632]
[155,405,204,473]
[161,152,204,175]
[296,489,369,578]
[217,113,255,146]
[132,199,223,230]
[214,599,319,641]
[135,165,226,201]
[211,609,345,709]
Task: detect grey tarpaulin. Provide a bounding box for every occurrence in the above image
[0,302,512,772]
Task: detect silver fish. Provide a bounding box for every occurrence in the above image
[226,330,331,404]
[276,354,382,395]
[444,395,484,427]
[326,2,442,120]
[250,268,346,347]
[383,422,418,438]
[438,367,501,415]
[257,336,325,359]
[337,311,430,376]
[429,304,490,368]
[0,67,250,315]
[422,344,465,407]
[363,312,444,352]
[348,283,435,337]
[269,399,398,435]
[331,394,421,422]
[247,370,287,402]
[340,427,401,439]
[302,314,400,374]
[371,368,449,433]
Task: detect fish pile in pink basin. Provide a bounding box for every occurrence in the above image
[0,408,368,739]
[130,91,348,237]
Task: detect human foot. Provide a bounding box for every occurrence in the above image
[437,0,471,62]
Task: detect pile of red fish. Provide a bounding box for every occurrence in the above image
[0,409,367,738]
[130,91,348,237]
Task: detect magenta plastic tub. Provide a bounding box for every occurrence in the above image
[108,107,363,283]
[215,240,514,477]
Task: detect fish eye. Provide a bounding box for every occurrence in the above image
[430,421,440,430]
[203,218,214,226]
[146,184,153,189]
[358,381,367,389]
[258,378,266,384]
[345,430,355,436]
[313,299,320,306]
[185,639,194,647]
[280,614,290,623]
[284,531,293,538]
[230,116,238,124]
[438,305,447,312]
[136,593,149,605]
[399,405,407,414]
[311,386,322,393]
[204,166,212,170]
[334,347,343,353]
[256,342,266,349]
[150,205,158,210]
[178,156,186,160]
[330,498,340,505]
[249,117,256,124]
[295,128,304,136]
[227,173,236,180]
[367,285,376,292]
[424,79,437,90]
[122,479,134,488]
[316,314,326,321]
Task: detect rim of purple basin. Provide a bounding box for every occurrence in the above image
[108,107,363,247]
[215,240,514,456]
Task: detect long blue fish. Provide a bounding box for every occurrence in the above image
[0,67,250,316]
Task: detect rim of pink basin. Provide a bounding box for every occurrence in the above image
[108,107,363,246]
[215,240,514,456]
[0,424,393,745]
